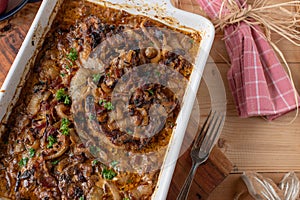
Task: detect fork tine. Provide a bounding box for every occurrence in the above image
[192,110,213,149]
[200,112,225,153]
[177,110,226,200]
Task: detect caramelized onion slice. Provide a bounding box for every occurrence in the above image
[87,187,104,200]
[44,136,69,160]
[96,179,120,200]
[44,144,69,160]
[27,93,43,116]
[55,104,70,120]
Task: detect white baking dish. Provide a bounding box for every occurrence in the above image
[0,0,214,199]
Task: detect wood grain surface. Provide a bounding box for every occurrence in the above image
[1,0,300,200]
[0,1,232,199]
[174,0,300,199]
[0,3,40,85]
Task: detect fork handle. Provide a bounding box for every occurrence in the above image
[177,161,200,200]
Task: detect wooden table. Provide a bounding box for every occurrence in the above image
[1,0,300,199]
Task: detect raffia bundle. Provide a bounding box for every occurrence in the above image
[214,0,300,44]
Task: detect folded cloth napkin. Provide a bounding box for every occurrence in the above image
[197,0,299,120]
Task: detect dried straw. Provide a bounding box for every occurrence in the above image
[214,0,300,46]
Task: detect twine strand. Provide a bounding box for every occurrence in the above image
[215,0,300,46]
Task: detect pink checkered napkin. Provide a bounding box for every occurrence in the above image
[197,0,299,120]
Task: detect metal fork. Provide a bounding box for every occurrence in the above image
[177,110,226,200]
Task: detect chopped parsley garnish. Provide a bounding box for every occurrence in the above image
[47,135,57,148]
[110,160,119,168]
[56,88,71,105]
[168,121,175,128]
[89,114,96,121]
[79,196,84,200]
[102,168,117,180]
[92,74,102,83]
[99,99,114,111]
[60,73,66,77]
[28,148,35,158]
[60,118,70,135]
[89,146,100,155]
[51,160,59,165]
[127,130,133,135]
[148,89,154,95]
[123,198,130,200]
[99,99,105,105]
[104,102,114,111]
[19,157,29,167]
[67,48,78,62]
[92,159,98,166]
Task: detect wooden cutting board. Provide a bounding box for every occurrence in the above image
[0,1,234,199]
